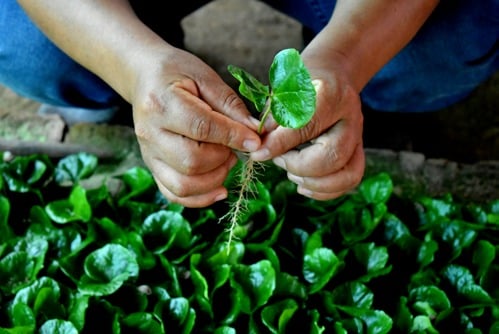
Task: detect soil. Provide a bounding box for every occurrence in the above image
[0,0,497,201]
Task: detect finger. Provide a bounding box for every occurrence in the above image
[140,129,233,175]
[197,74,262,130]
[250,88,337,161]
[137,81,261,152]
[156,180,228,208]
[292,143,365,201]
[260,113,278,133]
[150,153,238,204]
[250,119,322,161]
[271,118,361,177]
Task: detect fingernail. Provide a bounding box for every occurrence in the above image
[297,186,313,197]
[288,174,303,185]
[272,156,285,168]
[215,192,227,202]
[251,148,270,161]
[243,139,259,152]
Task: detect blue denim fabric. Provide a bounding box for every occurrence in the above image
[0,0,119,108]
[361,0,499,111]
[265,0,499,112]
[261,0,335,34]
[1,0,497,112]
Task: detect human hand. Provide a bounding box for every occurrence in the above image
[131,47,261,208]
[250,58,365,201]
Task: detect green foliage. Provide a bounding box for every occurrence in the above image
[0,152,498,333]
[228,48,316,132]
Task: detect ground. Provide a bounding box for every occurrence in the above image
[0,0,497,202]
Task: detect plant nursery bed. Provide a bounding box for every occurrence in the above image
[0,152,497,333]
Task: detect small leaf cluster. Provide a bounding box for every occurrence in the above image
[0,152,498,333]
[228,48,316,132]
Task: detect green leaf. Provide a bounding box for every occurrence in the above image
[410,315,438,334]
[419,195,457,221]
[27,206,83,259]
[227,64,270,112]
[1,155,50,194]
[274,272,307,300]
[230,260,276,314]
[442,264,493,303]
[302,230,341,294]
[325,282,374,310]
[417,239,438,268]
[205,241,245,267]
[14,236,48,277]
[352,243,391,281]
[228,48,316,130]
[359,173,393,204]
[67,293,90,332]
[157,255,182,297]
[117,166,155,206]
[140,210,192,253]
[78,244,139,296]
[303,247,340,293]
[309,309,326,334]
[214,326,236,334]
[54,152,98,184]
[269,48,316,129]
[126,231,157,270]
[45,184,92,224]
[10,302,35,328]
[190,253,213,318]
[246,243,281,272]
[121,312,164,334]
[154,297,195,334]
[34,286,66,319]
[12,277,60,305]
[434,219,477,260]
[336,306,393,334]
[11,277,63,322]
[409,285,451,316]
[261,298,299,333]
[0,195,13,243]
[337,204,381,244]
[0,252,37,294]
[473,240,496,280]
[39,319,78,334]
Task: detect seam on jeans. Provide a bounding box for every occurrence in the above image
[466,40,499,66]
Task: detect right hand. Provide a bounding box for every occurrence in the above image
[131,47,262,208]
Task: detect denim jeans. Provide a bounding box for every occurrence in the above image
[1,0,497,112]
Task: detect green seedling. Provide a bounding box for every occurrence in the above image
[222,48,317,247]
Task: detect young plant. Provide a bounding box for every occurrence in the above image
[222,48,317,246]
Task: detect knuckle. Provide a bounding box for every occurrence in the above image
[223,91,246,111]
[302,117,322,140]
[191,117,212,141]
[225,127,241,148]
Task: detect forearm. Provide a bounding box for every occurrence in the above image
[16,0,168,101]
[302,0,439,91]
